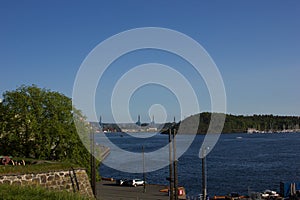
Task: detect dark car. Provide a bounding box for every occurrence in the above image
[116,179,127,186]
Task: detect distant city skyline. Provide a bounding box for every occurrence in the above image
[97,114,174,124]
[1,1,299,122]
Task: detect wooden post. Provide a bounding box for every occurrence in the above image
[169,129,174,200]
[173,129,178,200]
[202,148,207,200]
[142,145,146,193]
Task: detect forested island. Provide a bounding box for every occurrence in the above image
[161,112,300,134]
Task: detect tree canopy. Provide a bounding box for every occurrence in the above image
[0,85,98,177]
[161,112,300,134]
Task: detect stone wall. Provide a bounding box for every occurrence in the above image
[0,168,94,199]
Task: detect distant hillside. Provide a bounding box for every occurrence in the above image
[161,112,300,134]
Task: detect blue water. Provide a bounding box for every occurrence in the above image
[98,132,300,196]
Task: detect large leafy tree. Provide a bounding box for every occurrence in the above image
[0,85,97,174]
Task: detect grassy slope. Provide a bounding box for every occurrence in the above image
[0,160,81,175]
[0,184,90,200]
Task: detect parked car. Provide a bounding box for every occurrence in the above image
[116,179,127,186]
[124,179,145,187]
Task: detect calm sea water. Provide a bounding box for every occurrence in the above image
[97,132,300,196]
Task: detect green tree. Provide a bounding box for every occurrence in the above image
[0,85,99,178]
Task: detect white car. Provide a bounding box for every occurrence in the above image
[127,179,145,187]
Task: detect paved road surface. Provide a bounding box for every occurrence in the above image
[96,180,169,200]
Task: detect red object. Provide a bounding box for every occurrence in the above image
[178,189,183,196]
[1,156,11,165]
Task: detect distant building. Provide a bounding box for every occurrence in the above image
[136,115,141,126]
[247,128,261,133]
[99,116,103,128]
[149,115,155,126]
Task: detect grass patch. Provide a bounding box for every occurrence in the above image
[0,184,90,200]
[0,160,81,176]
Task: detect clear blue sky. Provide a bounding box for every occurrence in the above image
[1,1,299,122]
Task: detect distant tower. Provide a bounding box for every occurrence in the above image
[151,115,155,126]
[99,116,103,128]
[136,115,141,126]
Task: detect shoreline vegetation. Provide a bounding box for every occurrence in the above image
[90,112,300,134]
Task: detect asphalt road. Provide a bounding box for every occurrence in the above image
[96,180,170,200]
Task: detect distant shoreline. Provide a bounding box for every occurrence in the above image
[90,112,300,135]
[92,130,300,135]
